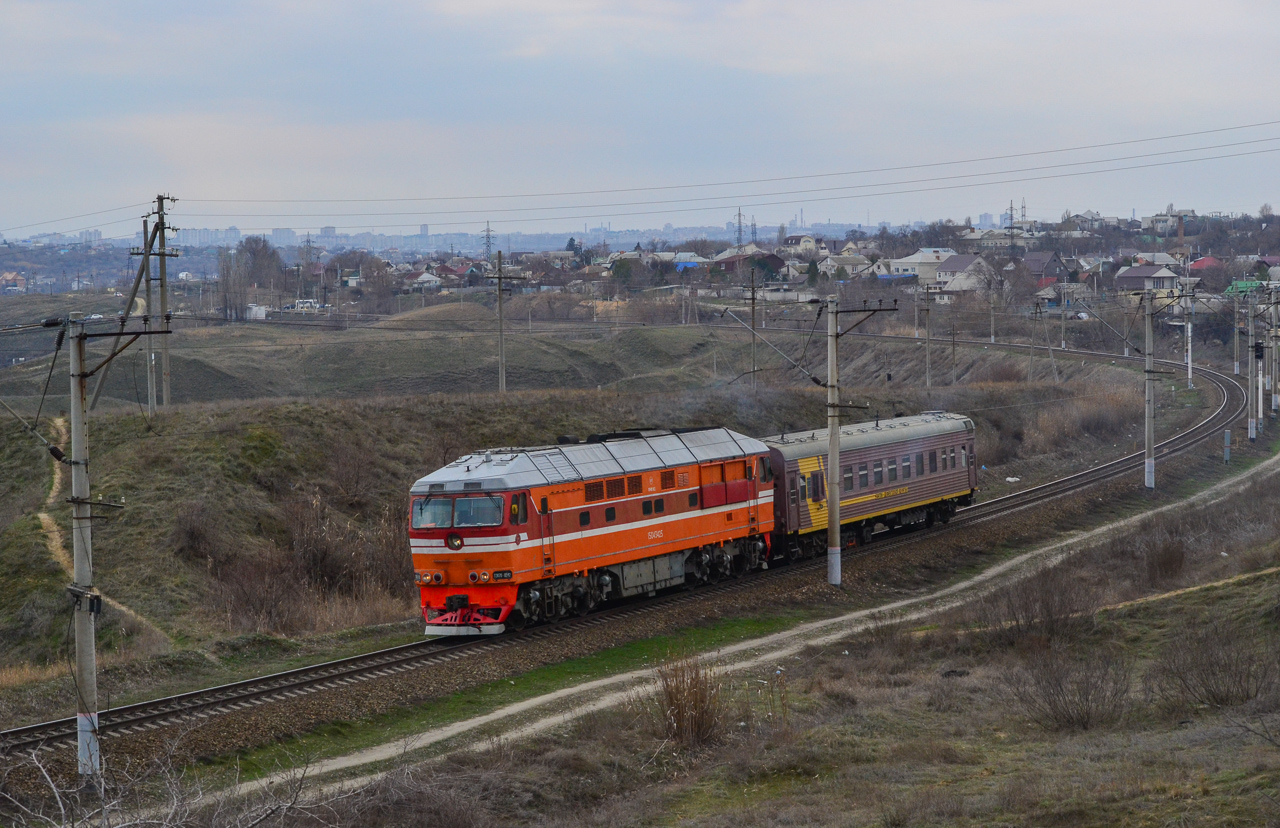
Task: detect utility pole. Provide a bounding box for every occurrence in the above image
[1059,284,1067,350]
[1272,291,1279,414]
[924,288,932,391]
[1144,291,1155,490]
[1184,285,1193,390]
[1234,289,1241,375]
[989,278,997,344]
[1249,293,1258,441]
[96,219,160,410]
[497,250,506,393]
[156,194,173,407]
[68,313,101,781]
[143,218,156,416]
[826,296,841,588]
[750,267,757,391]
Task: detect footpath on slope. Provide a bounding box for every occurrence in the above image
[37,418,173,651]
[231,437,1280,800]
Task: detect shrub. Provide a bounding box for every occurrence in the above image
[655,655,724,748]
[1005,647,1131,731]
[1146,619,1277,708]
[973,565,1098,647]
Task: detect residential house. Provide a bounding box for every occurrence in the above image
[0,272,25,294]
[888,248,957,284]
[777,235,817,257]
[1132,252,1180,268]
[935,254,998,294]
[1114,265,1180,292]
[1023,251,1071,289]
[818,254,873,278]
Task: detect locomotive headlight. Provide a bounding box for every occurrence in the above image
[446,533,464,551]
[432,572,443,583]
[480,571,490,582]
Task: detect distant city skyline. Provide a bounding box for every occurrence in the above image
[4,2,1279,240]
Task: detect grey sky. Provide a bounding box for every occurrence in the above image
[3,0,1279,239]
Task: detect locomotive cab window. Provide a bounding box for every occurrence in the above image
[454,495,504,527]
[411,496,453,529]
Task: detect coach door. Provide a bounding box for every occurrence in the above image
[786,471,800,528]
[538,496,556,578]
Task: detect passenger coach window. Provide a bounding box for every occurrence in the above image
[799,476,808,502]
[788,480,797,506]
[902,455,911,479]
[916,453,924,476]
[859,463,868,489]
[873,461,883,485]
[888,459,897,482]
[950,448,957,469]
[929,451,938,473]
[809,472,824,501]
[960,446,968,468]
[842,465,853,492]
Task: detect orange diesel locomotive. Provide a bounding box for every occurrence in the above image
[408,428,775,634]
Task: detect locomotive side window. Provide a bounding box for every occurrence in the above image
[654,498,665,513]
[858,463,868,489]
[873,461,883,485]
[510,492,529,525]
[929,451,938,473]
[887,459,897,482]
[916,453,924,476]
[540,496,548,514]
[642,500,653,516]
[412,496,453,529]
[842,465,853,492]
[455,495,504,527]
[902,455,912,479]
[579,511,591,526]
[605,507,617,522]
[689,492,698,508]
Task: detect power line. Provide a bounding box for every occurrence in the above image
[172,136,1280,221]
[179,117,1280,204]
[0,202,153,235]
[168,145,1280,233]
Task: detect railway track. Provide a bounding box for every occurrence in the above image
[0,345,1247,756]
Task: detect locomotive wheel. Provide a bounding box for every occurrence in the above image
[507,609,528,631]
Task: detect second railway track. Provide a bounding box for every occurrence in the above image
[0,344,1248,756]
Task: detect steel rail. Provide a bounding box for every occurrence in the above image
[0,346,1247,755]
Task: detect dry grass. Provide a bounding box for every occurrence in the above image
[0,663,62,691]
[1146,618,1278,709]
[654,655,725,748]
[1003,646,1132,730]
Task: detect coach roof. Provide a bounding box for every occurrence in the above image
[760,412,972,463]
[410,427,769,494]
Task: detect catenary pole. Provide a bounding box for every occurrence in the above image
[143,218,156,417]
[1234,289,1240,375]
[1249,293,1257,441]
[826,296,841,587]
[497,250,506,393]
[924,288,931,391]
[1185,286,1193,390]
[1144,291,1155,490]
[68,312,101,779]
[157,195,171,407]
[750,267,757,391]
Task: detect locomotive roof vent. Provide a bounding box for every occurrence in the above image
[428,483,445,491]
[463,482,483,490]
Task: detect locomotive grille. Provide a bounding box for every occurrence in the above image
[660,470,676,489]
[606,477,625,499]
[584,481,605,502]
[626,475,642,495]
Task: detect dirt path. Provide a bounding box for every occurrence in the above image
[37,418,173,650]
[229,443,1280,800]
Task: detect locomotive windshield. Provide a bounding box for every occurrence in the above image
[412,494,506,529]
[454,495,504,527]
[412,496,454,529]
